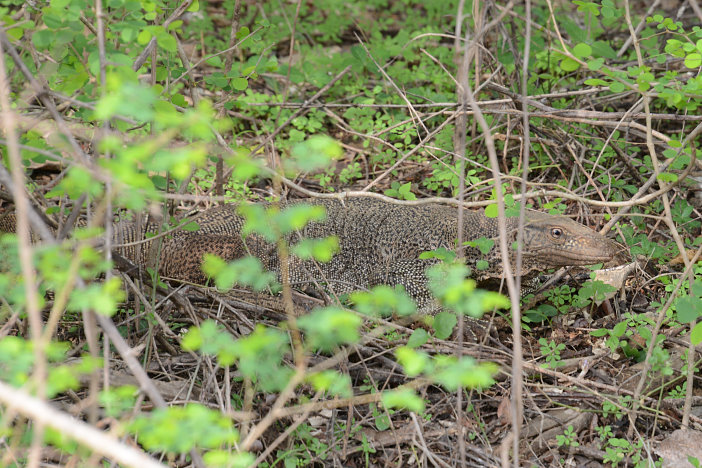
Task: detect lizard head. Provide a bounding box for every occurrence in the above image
[518,212,620,267]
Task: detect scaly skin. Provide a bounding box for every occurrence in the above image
[1,198,624,306]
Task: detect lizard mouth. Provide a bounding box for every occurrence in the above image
[537,245,617,266]
[522,240,619,267]
[558,252,612,265]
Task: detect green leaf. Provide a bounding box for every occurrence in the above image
[464,237,494,255]
[559,57,580,72]
[406,328,429,348]
[67,278,125,316]
[226,149,262,180]
[587,58,604,70]
[232,325,292,391]
[100,386,138,418]
[609,81,626,93]
[181,221,200,232]
[665,39,685,57]
[298,307,363,351]
[156,31,177,52]
[351,285,416,317]
[128,404,238,453]
[202,450,252,467]
[206,55,223,67]
[426,262,502,317]
[478,291,510,310]
[275,203,327,233]
[398,182,416,200]
[691,322,702,345]
[432,357,498,391]
[288,135,342,171]
[147,146,206,180]
[677,296,702,323]
[307,371,352,398]
[49,166,104,200]
[238,204,276,242]
[201,254,226,278]
[94,93,122,120]
[235,26,250,40]
[591,40,617,59]
[395,347,431,376]
[576,280,616,302]
[171,93,187,107]
[385,181,417,200]
[137,29,151,45]
[573,43,592,58]
[231,77,248,91]
[0,337,34,387]
[373,407,390,431]
[202,255,278,292]
[573,0,600,15]
[182,320,238,366]
[433,311,457,339]
[484,204,498,218]
[382,389,425,413]
[524,303,557,323]
[612,320,628,337]
[585,78,609,86]
[95,81,157,122]
[291,236,339,262]
[167,20,183,32]
[419,247,456,262]
[181,325,204,352]
[657,172,678,183]
[637,325,652,343]
[32,29,54,48]
[691,280,702,298]
[684,53,701,69]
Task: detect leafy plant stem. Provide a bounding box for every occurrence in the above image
[622,0,698,436]
[0,31,49,467]
[0,381,166,468]
[456,20,524,468]
[454,1,469,463]
[629,244,702,432]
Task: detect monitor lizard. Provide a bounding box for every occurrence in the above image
[1,197,623,307]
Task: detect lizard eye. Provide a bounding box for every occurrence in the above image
[550,227,563,239]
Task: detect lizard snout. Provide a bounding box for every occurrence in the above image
[521,217,621,267]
